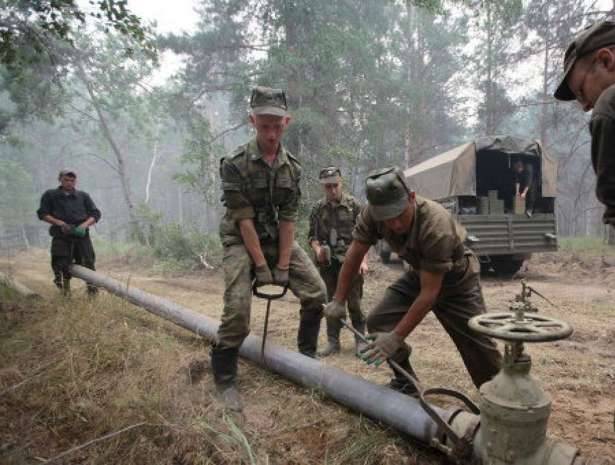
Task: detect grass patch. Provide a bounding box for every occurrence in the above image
[558,236,614,255]
[0,283,439,465]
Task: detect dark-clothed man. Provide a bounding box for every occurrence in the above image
[37,170,101,296]
[308,167,368,357]
[324,167,501,395]
[214,87,326,411]
[554,20,615,226]
[512,159,535,217]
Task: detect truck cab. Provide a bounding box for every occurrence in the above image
[398,136,558,276]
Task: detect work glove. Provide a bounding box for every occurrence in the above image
[273,266,289,286]
[323,300,346,320]
[60,223,73,235]
[360,331,405,366]
[254,264,274,286]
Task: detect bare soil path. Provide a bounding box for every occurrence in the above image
[2,249,614,462]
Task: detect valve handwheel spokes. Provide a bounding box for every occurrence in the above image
[469,312,573,342]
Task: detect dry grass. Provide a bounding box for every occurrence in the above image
[1,249,614,464]
[0,283,438,465]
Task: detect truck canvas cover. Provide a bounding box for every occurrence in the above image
[403,136,557,200]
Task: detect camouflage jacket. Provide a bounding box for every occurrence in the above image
[219,139,302,246]
[353,195,469,278]
[308,192,363,261]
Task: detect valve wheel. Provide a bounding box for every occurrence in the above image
[468,312,573,342]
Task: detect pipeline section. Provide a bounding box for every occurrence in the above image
[70,265,454,446]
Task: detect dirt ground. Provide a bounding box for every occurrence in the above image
[1,248,614,463]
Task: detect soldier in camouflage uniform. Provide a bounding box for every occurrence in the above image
[324,167,501,395]
[308,166,368,357]
[213,87,327,411]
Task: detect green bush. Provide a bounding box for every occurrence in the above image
[151,224,222,270]
[559,236,613,255]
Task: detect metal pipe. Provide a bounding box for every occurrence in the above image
[70,265,454,445]
[0,271,41,299]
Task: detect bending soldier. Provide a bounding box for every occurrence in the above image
[308,166,368,357]
[213,87,326,411]
[37,169,101,296]
[324,167,501,395]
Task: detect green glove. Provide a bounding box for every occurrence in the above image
[360,331,405,366]
[71,226,87,238]
[254,264,273,286]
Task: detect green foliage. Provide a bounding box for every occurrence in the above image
[151,223,223,270]
[0,0,156,69]
[559,236,614,255]
[0,158,36,226]
[0,0,157,134]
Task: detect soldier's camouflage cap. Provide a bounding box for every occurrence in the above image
[319,166,341,184]
[250,86,288,116]
[365,167,411,221]
[555,21,615,101]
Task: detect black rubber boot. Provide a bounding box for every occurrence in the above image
[297,311,322,358]
[86,284,98,298]
[53,273,63,291]
[62,278,71,297]
[211,346,242,412]
[387,358,420,398]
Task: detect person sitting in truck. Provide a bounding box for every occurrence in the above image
[512,158,535,217]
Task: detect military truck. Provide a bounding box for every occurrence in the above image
[380,136,558,276]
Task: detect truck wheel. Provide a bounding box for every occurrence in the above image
[490,256,524,277]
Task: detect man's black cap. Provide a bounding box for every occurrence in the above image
[555,21,615,101]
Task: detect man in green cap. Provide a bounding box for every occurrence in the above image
[324,167,501,395]
[213,86,326,411]
[308,166,368,357]
[554,20,615,226]
[37,169,101,296]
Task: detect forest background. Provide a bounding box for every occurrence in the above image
[2,0,614,269]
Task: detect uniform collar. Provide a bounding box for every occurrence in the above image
[57,186,77,197]
[247,138,290,167]
[325,192,351,208]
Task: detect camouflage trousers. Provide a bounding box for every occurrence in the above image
[216,241,326,355]
[320,263,365,340]
[366,255,502,389]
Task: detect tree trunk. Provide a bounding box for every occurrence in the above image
[21,225,30,249]
[540,33,550,145]
[486,3,494,134]
[76,61,144,243]
[145,125,160,205]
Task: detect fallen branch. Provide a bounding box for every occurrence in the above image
[0,360,61,397]
[198,254,215,270]
[42,422,148,464]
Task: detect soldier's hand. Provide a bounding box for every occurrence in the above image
[273,265,289,286]
[323,300,346,320]
[359,261,369,275]
[316,246,328,264]
[60,223,73,234]
[360,331,405,366]
[254,264,274,286]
